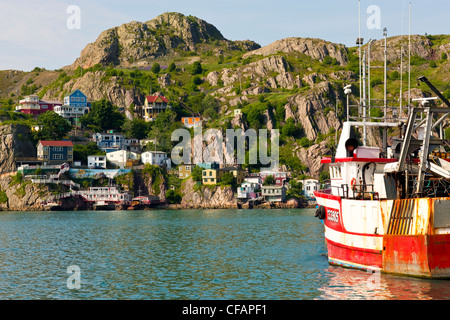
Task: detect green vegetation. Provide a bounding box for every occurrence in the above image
[191,166,203,182]
[165,189,182,204]
[0,190,8,204]
[286,180,304,199]
[81,99,125,132]
[73,142,105,163]
[34,111,72,141]
[263,175,275,186]
[220,172,236,188]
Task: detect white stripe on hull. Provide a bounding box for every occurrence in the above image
[325,225,383,252]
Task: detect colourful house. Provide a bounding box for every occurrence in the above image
[181,117,201,128]
[179,164,196,179]
[15,95,62,115]
[54,89,90,126]
[142,94,170,122]
[202,169,219,185]
[37,140,74,166]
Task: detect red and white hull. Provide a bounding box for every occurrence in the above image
[315,192,450,279]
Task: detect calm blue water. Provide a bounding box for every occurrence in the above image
[0,208,448,300]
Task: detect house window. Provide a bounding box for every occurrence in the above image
[76,97,80,102]
[68,155,73,159]
[43,155,48,159]
[52,154,63,160]
[53,146,63,152]
[71,97,75,102]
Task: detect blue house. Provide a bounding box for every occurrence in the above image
[54,89,90,126]
[37,140,74,166]
[63,89,89,108]
[92,131,125,153]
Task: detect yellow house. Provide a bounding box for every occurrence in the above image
[143,94,170,121]
[202,169,219,185]
[202,167,245,185]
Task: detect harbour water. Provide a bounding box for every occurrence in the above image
[0,208,448,300]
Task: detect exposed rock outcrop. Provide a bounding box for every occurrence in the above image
[285,82,341,141]
[180,178,237,209]
[0,176,52,211]
[243,37,348,65]
[0,124,36,174]
[42,71,143,110]
[68,12,260,69]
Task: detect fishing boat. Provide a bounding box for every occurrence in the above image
[314,75,450,279]
[128,195,162,210]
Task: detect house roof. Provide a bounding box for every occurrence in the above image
[146,95,169,103]
[39,140,74,147]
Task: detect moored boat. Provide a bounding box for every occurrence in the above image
[314,76,450,279]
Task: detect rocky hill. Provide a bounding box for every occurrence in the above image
[0,13,449,181]
[68,12,260,70]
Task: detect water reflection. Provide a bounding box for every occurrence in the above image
[317,265,450,300]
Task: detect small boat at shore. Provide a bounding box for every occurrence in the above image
[93,201,116,210]
[127,195,162,210]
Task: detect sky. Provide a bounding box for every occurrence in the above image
[0,0,449,71]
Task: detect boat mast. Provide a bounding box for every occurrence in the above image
[382,27,388,154]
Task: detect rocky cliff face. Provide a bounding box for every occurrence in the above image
[68,12,260,69]
[285,81,341,141]
[0,176,52,211]
[0,124,36,174]
[243,37,348,65]
[180,178,237,209]
[42,71,143,111]
[364,35,450,62]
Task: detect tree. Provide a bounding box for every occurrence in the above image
[191,61,202,75]
[191,166,203,182]
[220,172,236,187]
[34,111,72,141]
[81,99,125,132]
[73,142,105,163]
[263,175,275,186]
[165,189,182,204]
[168,61,176,72]
[192,75,202,85]
[287,180,304,199]
[281,118,302,138]
[151,62,161,74]
[121,118,151,139]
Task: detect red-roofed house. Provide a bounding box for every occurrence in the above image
[142,94,170,122]
[37,140,74,166]
[15,95,62,115]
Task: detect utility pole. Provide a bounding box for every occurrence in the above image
[362,49,367,146]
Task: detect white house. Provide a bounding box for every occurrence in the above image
[300,179,321,199]
[262,185,286,203]
[87,155,107,169]
[141,151,171,169]
[106,150,140,168]
[244,176,262,187]
[237,182,260,199]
